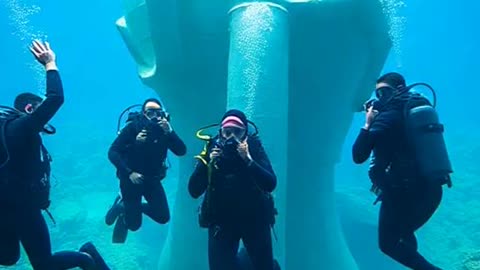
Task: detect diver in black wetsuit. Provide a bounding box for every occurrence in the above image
[189,109,279,270]
[106,98,186,243]
[352,72,447,270]
[0,40,110,270]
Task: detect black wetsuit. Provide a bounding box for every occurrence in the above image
[352,95,443,270]
[189,135,277,270]
[0,70,99,270]
[108,119,186,231]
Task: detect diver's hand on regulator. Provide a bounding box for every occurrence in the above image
[136,129,148,142]
[129,172,143,184]
[364,106,379,130]
[237,140,252,163]
[158,118,172,134]
[29,40,57,70]
[210,147,222,161]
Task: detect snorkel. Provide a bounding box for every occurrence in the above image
[0,105,55,172]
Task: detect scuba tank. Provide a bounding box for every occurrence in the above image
[369,83,453,187]
[404,95,453,186]
[0,105,57,223]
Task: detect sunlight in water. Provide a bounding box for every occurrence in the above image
[3,0,47,95]
[380,0,407,69]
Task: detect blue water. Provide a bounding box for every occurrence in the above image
[1,0,479,269]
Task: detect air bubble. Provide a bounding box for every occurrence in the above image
[3,0,46,95]
[380,0,406,69]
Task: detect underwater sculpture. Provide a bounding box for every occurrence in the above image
[115,0,391,269]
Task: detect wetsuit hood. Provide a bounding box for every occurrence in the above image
[221,109,249,133]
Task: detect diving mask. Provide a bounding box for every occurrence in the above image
[221,126,246,140]
[144,108,168,121]
[218,127,246,156]
[375,86,397,102]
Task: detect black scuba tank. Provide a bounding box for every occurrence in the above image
[405,104,453,185]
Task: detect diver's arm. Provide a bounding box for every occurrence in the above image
[108,124,135,176]
[352,111,397,164]
[24,67,64,132]
[188,160,209,199]
[352,128,374,164]
[247,140,277,193]
[166,131,187,156]
[368,153,390,188]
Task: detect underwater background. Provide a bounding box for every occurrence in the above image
[0,0,479,269]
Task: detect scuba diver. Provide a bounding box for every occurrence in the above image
[352,72,453,270]
[189,109,280,270]
[0,40,110,270]
[105,98,186,243]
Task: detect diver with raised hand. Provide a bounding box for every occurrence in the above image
[352,72,453,270]
[189,109,280,270]
[0,40,110,270]
[106,98,186,243]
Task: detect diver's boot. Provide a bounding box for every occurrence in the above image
[112,214,128,244]
[79,242,111,270]
[105,194,124,226]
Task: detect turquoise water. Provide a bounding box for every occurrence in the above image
[0,0,479,269]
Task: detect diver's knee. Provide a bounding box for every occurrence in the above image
[149,208,170,224]
[158,212,170,224]
[124,215,142,231]
[128,222,141,231]
[0,243,20,266]
[79,253,97,270]
[379,238,396,255]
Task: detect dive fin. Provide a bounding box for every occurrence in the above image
[112,215,128,244]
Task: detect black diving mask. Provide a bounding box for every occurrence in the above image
[372,84,408,109]
[144,109,168,121]
[375,86,398,102]
[221,127,246,140]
